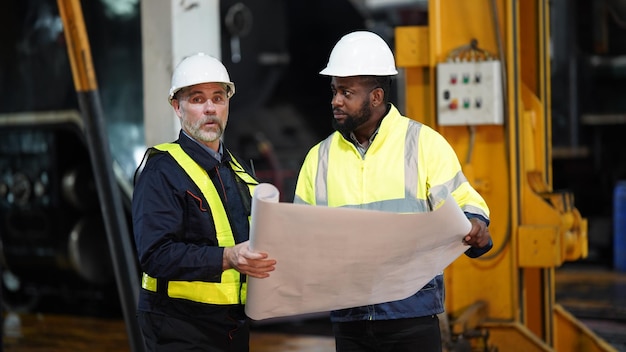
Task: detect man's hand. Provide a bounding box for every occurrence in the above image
[223,241,276,278]
[463,218,491,248]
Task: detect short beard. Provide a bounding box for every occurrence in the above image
[332,98,371,138]
[183,116,224,143]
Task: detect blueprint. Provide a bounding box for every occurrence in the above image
[245,183,471,321]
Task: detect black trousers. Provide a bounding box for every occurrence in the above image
[332,315,442,352]
[138,306,249,352]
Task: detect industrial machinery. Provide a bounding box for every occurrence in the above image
[1,0,624,351]
[395,0,613,350]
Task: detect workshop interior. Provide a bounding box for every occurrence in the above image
[1,0,626,351]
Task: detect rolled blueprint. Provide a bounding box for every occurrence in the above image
[246,183,471,321]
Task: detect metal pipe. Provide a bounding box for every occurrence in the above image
[56,1,144,351]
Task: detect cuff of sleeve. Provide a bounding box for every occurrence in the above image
[464,238,493,258]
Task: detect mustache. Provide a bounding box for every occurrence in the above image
[333,108,345,114]
[201,115,220,124]
[194,116,223,131]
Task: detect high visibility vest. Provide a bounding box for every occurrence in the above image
[294,104,489,219]
[141,143,258,305]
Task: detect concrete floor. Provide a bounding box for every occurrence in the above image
[555,265,626,351]
[2,265,625,352]
[1,313,335,352]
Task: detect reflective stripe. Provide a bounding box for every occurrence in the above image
[142,271,157,291]
[299,104,489,219]
[228,151,258,194]
[315,135,333,206]
[142,273,248,305]
[227,150,258,224]
[147,143,251,305]
[155,143,234,245]
[404,120,421,200]
[429,171,468,208]
[314,120,429,212]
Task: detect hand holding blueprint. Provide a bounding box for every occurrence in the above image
[245,183,471,321]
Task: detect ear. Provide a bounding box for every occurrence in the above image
[171,99,183,118]
[370,87,384,107]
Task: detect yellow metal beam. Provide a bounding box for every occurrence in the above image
[395,26,435,127]
[482,321,553,352]
[553,305,618,352]
[396,0,607,350]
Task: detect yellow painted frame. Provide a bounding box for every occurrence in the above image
[396,0,604,350]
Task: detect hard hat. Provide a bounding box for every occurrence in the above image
[320,31,398,77]
[168,53,235,104]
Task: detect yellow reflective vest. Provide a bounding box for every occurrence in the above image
[295,104,489,218]
[141,143,258,305]
[294,104,489,321]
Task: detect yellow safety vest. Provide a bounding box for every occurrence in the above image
[141,143,258,305]
[294,104,489,219]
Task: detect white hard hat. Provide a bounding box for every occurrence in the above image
[168,53,235,104]
[320,31,398,77]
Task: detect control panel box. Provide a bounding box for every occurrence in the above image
[436,60,504,126]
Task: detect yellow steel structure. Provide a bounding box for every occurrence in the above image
[395,0,614,351]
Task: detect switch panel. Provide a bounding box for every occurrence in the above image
[436,60,504,125]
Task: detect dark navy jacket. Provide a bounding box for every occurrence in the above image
[132,131,256,315]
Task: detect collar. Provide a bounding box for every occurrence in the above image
[176,130,232,173]
[182,130,223,161]
[349,127,379,152]
[347,103,391,154]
